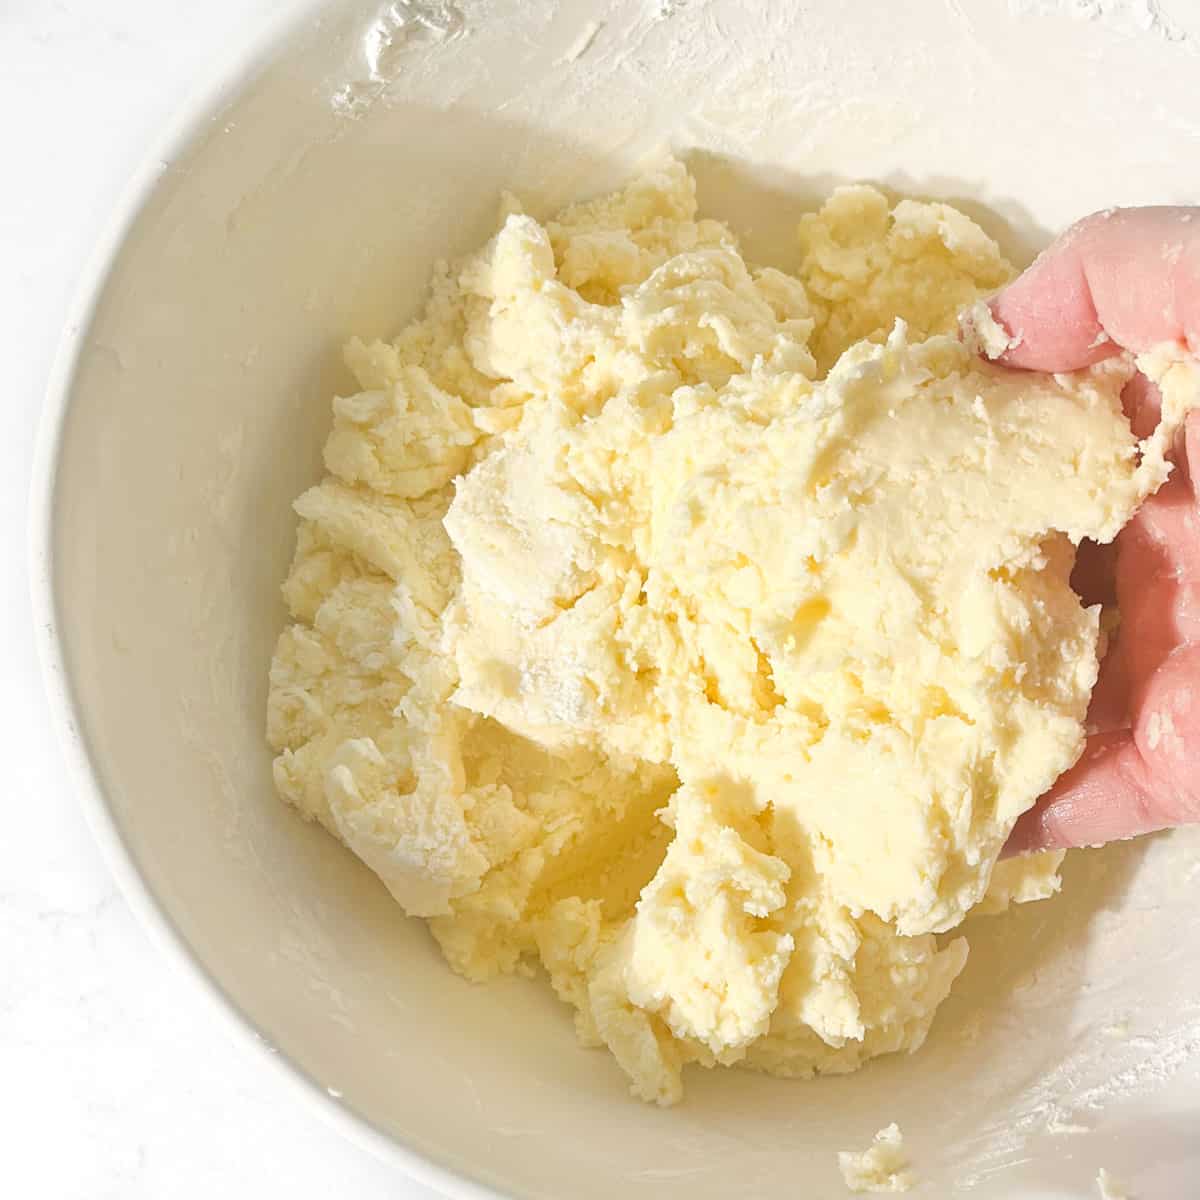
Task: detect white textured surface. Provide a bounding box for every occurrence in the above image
[1,2,437,1196]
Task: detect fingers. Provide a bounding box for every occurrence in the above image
[988,207,1200,372]
[1005,644,1200,854]
[1003,731,1157,855]
[1130,642,1200,822]
[1184,407,1200,489]
[990,210,1200,856]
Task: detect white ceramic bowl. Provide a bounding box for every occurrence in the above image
[33,1,1200,1196]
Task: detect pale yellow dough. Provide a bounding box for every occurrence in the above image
[838,1124,914,1194]
[267,160,1182,1105]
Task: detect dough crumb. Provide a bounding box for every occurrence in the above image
[961,298,1022,358]
[838,1124,913,1193]
[1096,1166,1130,1199]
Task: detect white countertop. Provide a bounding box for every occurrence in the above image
[2,2,440,1195]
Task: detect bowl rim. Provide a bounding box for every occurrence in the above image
[27,4,506,1197]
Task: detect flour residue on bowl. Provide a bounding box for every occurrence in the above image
[1007,0,1193,45]
[948,829,1200,1190]
[330,0,466,118]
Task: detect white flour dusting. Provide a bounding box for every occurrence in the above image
[1008,0,1192,45]
[331,0,465,117]
[558,19,603,63]
[1096,1166,1130,1199]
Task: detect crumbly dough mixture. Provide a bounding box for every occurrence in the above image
[838,1124,913,1194]
[267,160,1183,1104]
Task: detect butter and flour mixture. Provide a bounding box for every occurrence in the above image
[267,160,1185,1104]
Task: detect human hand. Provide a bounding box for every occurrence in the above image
[984,207,1200,855]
